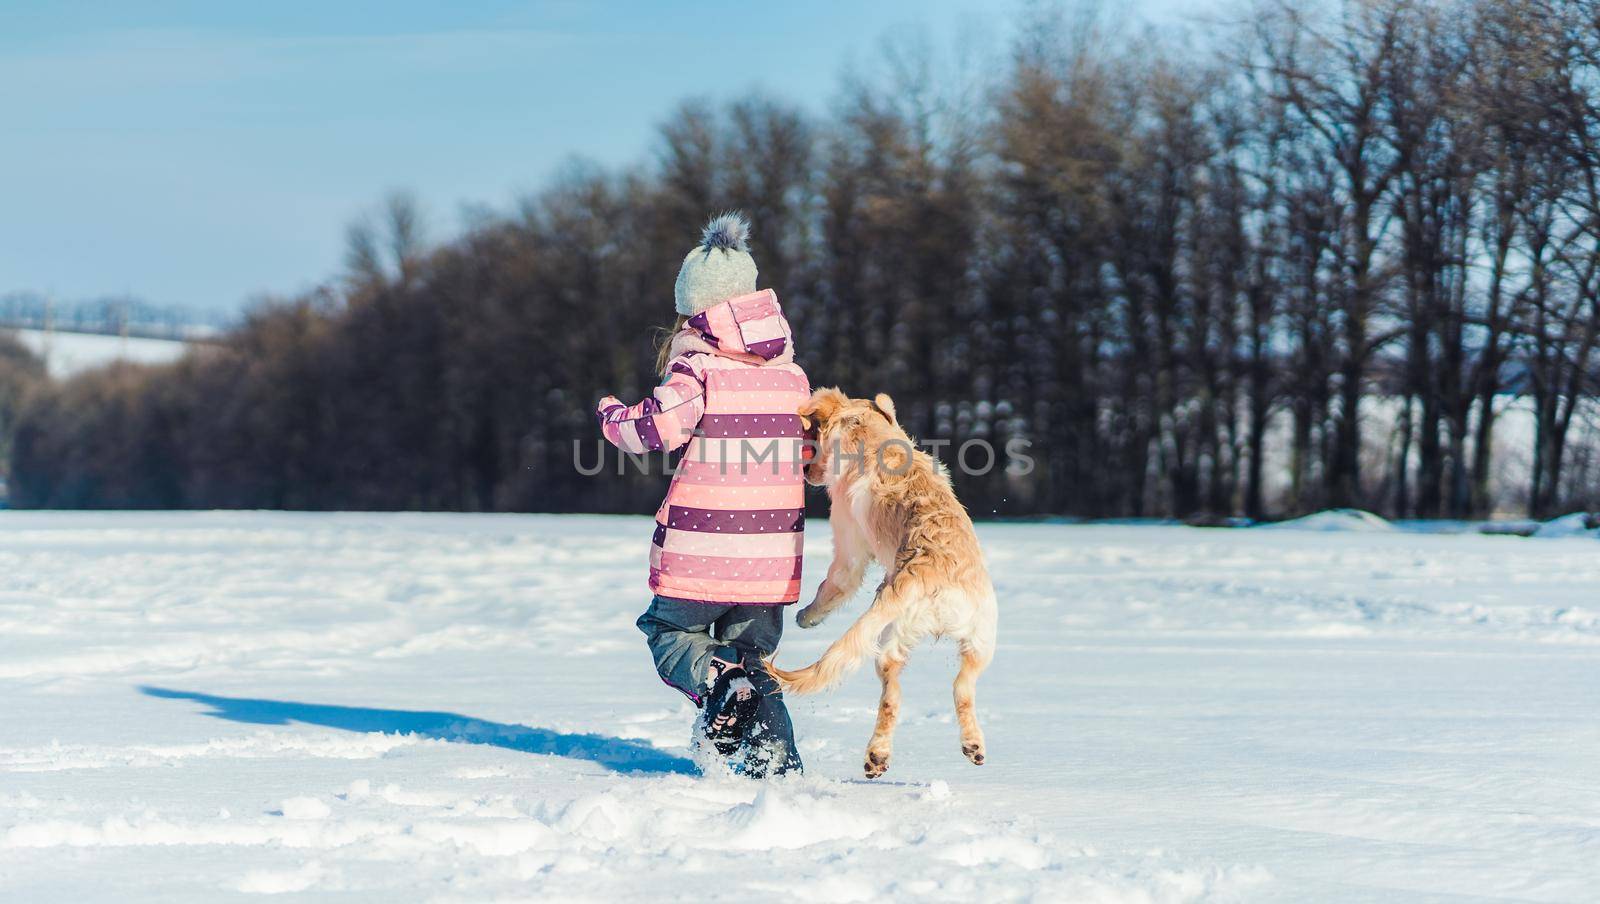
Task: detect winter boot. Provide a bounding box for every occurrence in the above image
[734,655,803,778]
[699,655,762,756]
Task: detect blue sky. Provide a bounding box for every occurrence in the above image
[1,1,1207,314]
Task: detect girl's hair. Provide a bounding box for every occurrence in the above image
[654,315,690,376]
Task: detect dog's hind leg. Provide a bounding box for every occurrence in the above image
[863,653,906,778]
[954,641,991,766]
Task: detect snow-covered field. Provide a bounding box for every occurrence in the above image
[1,512,1596,902]
[7,328,190,378]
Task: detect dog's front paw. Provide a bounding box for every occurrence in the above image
[796,604,825,629]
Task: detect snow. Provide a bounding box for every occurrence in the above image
[1260,508,1396,532]
[1533,512,1600,539]
[2,512,1597,902]
[6,328,190,379]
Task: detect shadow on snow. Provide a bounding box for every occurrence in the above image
[139,686,697,776]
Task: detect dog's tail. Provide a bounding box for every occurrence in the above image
[767,570,916,695]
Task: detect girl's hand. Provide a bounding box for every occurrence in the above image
[596,395,623,416]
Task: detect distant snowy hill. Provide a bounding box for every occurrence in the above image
[7,328,190,379]
[1260,508,1398,532]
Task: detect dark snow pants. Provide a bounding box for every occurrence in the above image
[636,595,802,776]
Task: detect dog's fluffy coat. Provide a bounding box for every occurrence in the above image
[768,388,998,778]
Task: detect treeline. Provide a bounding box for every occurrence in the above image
[9,0,1600,518]
[0,333,46,490]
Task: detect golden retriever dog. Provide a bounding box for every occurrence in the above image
[768,388,997,778]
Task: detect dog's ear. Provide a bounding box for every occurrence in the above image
[800,387,846,430]
[871,393,897,425]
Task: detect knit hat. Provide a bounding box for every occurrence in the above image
[674,212,758,316]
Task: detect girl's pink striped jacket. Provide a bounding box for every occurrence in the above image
[597,289,811,604]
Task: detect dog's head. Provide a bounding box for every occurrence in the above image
[799,388,899,487]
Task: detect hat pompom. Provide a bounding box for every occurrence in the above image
[699,212,750,253]
[675,212,759,315]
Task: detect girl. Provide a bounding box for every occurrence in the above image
[596,213,811,777]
